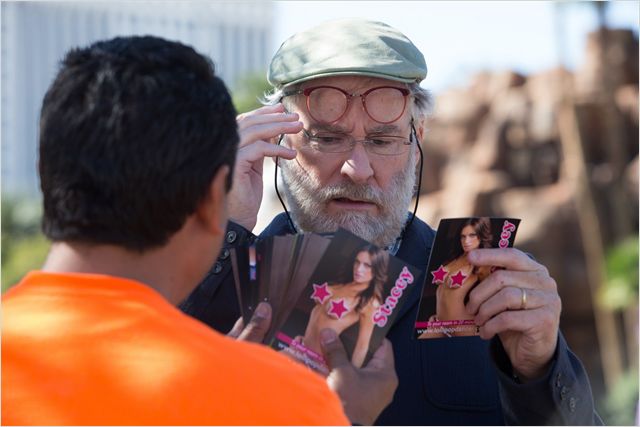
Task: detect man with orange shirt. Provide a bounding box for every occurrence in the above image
[1,36,397,425]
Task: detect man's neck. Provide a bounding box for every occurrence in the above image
[41,241,187,305]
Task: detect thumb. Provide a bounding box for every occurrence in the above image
[237,302,271,342]
[320,328,350,370]
[365,339,395,371]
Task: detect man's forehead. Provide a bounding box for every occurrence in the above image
[298,75,408,92]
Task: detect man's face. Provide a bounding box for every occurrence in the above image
[279,75,418,247]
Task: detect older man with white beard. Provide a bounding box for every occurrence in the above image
[180,19,601,425]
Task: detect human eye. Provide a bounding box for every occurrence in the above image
[368,136,401,147]
[310,133,347,146]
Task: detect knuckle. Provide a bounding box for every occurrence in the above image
[498,311,515,329]
[492,269,508,286]
[538,265,550,277]
[476,304,490,323]
[504,286,519,301]
[552,294,562,313]
[541,311,556,329]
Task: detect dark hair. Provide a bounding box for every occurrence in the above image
[331,244,387,312]
[445,217,492,264]
[39,36,238,251]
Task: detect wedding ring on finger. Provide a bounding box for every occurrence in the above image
[520,288,528,310]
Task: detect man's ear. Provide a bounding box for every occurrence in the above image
[196,165,230,236]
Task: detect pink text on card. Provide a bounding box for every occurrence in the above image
[499,220,516,248]
[372,267,414,327]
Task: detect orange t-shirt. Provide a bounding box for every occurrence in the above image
[2,271,349,426]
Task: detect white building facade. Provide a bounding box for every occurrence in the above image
[1,1,273,197]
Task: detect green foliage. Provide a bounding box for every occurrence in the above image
[1,234,50,293]
[231,71,272,114]
[599,236,639,310]
[601,369,639,426]
[1,198,50,293]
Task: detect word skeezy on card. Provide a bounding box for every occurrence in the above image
[414,217,520,339]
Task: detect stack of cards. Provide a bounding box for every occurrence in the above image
[231,228,420,375]
[414,217,520,339]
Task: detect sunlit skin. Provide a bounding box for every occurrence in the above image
[421,225,489,338]
[284,75,419,218]
[300,251,380,368]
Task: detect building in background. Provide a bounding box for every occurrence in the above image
[1,1,273,197]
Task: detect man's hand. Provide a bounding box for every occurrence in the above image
[227,302,272,343]
[230,104,302,230]
[320,329,398,425]
[465,248,562,382]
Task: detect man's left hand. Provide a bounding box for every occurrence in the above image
[465,248,561,382]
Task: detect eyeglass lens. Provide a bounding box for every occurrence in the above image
[305,86,407,124]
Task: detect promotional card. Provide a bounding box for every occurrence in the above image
[272,228,420,375]
[414,217,520,339]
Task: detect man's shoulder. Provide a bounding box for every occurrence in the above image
[402,214,436,249]
[259,213,294,237]
[191,335,348,424]
[173,314,327,393]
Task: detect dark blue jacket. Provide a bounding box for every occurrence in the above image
[181,214,601,425]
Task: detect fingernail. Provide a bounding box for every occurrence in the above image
[320,328,337,345]
[254,302,269,319]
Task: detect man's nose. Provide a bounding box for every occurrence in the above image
[340,142,374,184]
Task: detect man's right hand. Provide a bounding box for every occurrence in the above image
[320,329,398,425]
[230,104,302,231]
[227,302,271,343]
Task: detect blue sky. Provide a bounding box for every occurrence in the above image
[273,1,639,93]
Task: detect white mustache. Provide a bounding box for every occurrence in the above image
[318,183,384,206]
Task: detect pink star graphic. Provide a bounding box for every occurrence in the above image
[449,270,467,288]
[431,265,447,284]
[328,299,349,319]
[311,282,331,303]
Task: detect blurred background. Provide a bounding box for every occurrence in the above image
[1,1,638,423]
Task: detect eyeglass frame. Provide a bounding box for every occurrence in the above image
[282,85,411,124]
[299,127,413,156]
[272,122,424,236]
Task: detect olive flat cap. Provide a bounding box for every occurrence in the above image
[268,18,427,88]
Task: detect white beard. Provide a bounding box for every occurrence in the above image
[279,149,417,248]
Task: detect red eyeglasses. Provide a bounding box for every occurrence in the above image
[282,85,410,124]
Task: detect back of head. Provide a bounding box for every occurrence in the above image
[39,36,238,251]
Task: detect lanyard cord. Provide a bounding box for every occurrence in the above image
[274,133,298,233]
